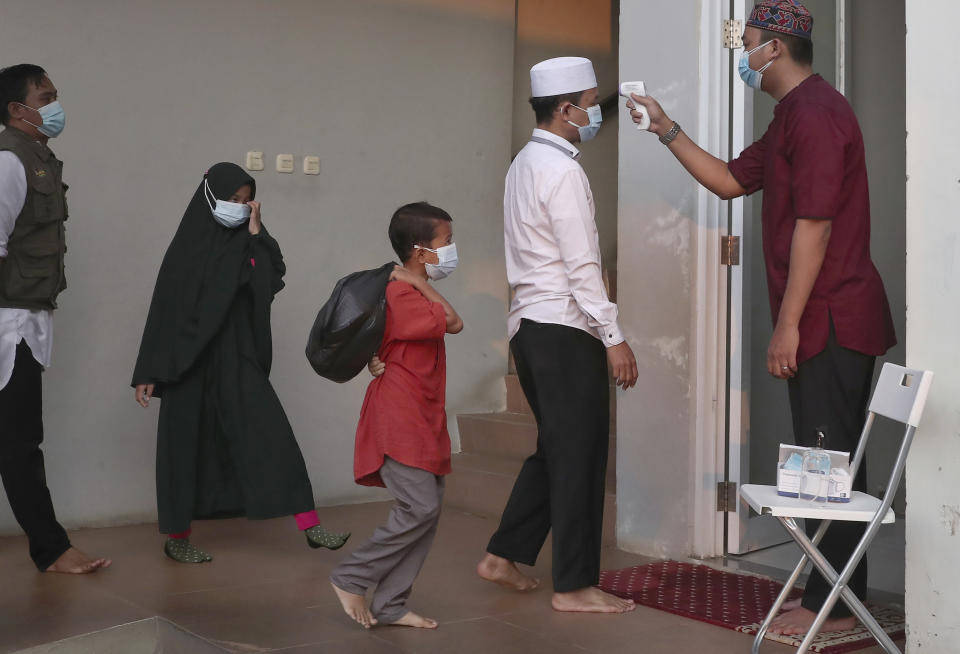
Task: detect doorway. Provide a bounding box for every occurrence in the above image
[720,0,907,601]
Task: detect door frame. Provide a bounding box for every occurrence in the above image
[688,0,734,560]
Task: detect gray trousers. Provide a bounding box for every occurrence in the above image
[330,457,444,623]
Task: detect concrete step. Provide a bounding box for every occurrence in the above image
[456,412,617,489]
[444,452,617,546]
[505,373,530,414]
[505,374,617,427]
[458,411,539,460]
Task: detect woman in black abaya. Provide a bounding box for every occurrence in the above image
[132,162,348,563]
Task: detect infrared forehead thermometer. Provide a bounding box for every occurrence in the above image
[619,81,650,131]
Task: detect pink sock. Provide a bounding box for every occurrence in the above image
[295,510,320,531]
[169,529,191,539]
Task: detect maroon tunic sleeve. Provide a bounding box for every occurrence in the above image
[784,105,846,220]
[385,281,446,342]
[728,129,769,195]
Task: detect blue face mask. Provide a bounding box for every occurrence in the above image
[738,40,775,90]
[204,179,251,229]
[17,101,65,138]
[567,103,603,142]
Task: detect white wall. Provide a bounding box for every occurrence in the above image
[904,0,960,651]
[616,0,708,557]
[0,0,514,532]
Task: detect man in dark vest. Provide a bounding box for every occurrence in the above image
[0,64,111,573]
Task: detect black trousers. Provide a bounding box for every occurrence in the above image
[487,319,610,592]
[788,323,874,618]
[0,340,70,570]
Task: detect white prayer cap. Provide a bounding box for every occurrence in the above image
[530,57,597,98]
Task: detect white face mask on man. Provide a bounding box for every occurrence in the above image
[414,243,459,280]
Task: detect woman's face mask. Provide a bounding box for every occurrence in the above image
[204,179,251,228]
[414,243,459,280]
[566,103,603,142]
[738,40,776,90]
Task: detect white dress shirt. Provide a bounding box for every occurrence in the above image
[0,149,54,391]
[504,129,623,347]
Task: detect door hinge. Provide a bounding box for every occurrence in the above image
[723,19,743,49]
[717,481,738,512]
[720,235,741,266]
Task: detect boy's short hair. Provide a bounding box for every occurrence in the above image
[389,202,453,262]
[0,64,47,126]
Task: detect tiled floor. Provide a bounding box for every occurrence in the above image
[0,502,894,653]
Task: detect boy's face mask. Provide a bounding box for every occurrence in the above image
[415,243,459,280]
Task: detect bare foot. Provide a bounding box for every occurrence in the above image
[552,587,636,614]
[45,547,112,574]
[769,607,857,636]
[476,553,540,591]
[331,582,378,629]
[388,611,438,629]
[780,597,802,612]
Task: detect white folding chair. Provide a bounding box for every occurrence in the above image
[740,362,934,654]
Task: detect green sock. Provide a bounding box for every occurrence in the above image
[305,525,351,550]
[164,538,213,563]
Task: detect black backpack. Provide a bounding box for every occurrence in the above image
[306,262,395,383]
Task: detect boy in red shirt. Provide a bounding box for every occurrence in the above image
[330,202,463,630]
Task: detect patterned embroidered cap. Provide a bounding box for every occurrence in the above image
[747,0,813,40]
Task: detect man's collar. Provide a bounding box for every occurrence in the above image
[774,72,818,110]
[2,125,34,142]
[531,128,580,160]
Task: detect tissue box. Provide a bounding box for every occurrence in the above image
[777,444,852,502]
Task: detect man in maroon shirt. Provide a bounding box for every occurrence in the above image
[629,0,896,637]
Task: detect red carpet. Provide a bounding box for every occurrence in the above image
[598,561,905,654]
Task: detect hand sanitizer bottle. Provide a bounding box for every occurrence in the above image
[800,428,830,504]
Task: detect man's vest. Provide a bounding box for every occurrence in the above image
[0,126,67,310]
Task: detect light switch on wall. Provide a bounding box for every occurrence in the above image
[303,156,320,175]
[276,154,294,173]
[245,151,264,171]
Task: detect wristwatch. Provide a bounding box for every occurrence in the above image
[660,121,681,145]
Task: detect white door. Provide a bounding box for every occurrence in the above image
[724,0,849,555]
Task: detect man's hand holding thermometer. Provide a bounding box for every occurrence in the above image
[619,81,650,130]
[620,82,680,143]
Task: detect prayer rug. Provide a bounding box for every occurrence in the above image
[598,561,905,653]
